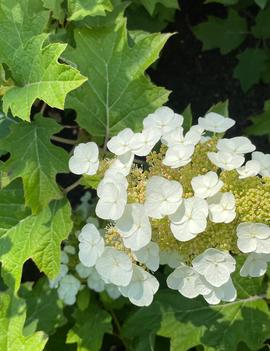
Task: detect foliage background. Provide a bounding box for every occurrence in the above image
[1,0,270,350]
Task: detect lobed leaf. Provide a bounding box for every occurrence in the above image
[2,35,87,121]
[65,20,171,137]
[0,291,48,351]
[193,10,247,54]
[0,181,73,290]
[234,48,268,92]
[67,0,113,21]
[0,116,69,213]
[66,304,112,351]
[20,278,67,335]
[123,289,270,351]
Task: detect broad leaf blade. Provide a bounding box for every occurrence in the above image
[3,35,87,121]
[20,278,67,335]
[234,48,268,92]
[193,10,247,54]
[67,0,113,21]
[0,0,49,65]
[0,116,69,213]
[123,290,270,351]
[65,21,171,137]
[66,304,112,351]
[0,182,72,290]
[0,291,48,351]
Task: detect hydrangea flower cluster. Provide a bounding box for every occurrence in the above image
[67,106,270,306]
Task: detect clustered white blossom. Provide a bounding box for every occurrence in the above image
[64,106,270,307]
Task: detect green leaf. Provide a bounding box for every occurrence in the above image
[205,0,238,4]
[42,0,65,22]
[207,100,229,116]
[138,0,179,16]
[123,290,270,351]
[0,112,17,157]
[234,48,268,92]
[76,288,91,311]
[0,179,30,236]
[0,116,69,213]
[67,0,113,21]
[251,7,270,38]
[0,291,48,351]
[0,0,49,65]
[245,100,270,139]
[65,21,171,137]
[0,184,73,290]
[66,304,112,351]
[181,104,192,132]
[2,34,87,121]
[193,10,247,54]
[254,0,268,8]
[20,278,67,335]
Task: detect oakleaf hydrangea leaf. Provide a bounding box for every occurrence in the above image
[138,0,179,16]
[0,179,30,236]
[0,291,48,351]
[0,182,73,290]
[193,10,247,54]
[123,290,270,351]
[42,0,65,22]
[245,100,270,139]
[0,0,49,65]
[67,0,113,21]
[65,20,171,137]
[234,48,268,92]
[20,278,67,335]
[0,116,69,213]
[254,0,268,8]
[2,34,87,121]
[66,304,112,351]
[251,7,270,38]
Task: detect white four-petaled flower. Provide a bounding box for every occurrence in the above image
[208,192,236,223]
[130,128,161,156]
[217,137,255,155]
[191,171,224,199]
[163,144,194,168]
[145,176,183,219]
[119,265,159,306]
[170,197,208,241]
[143,106,183,136]
[115,203,152,251]
[96,174,127,220]
[57,274,81,305]
[237,160,261,179]
[167,264,211,298]
[198,112,235,133]
[95,247,133,287]
[207,151,245,171]
[78,223,105,267]
[192,248,236,287]
[134,242,160,271]
[236,222,270,254]
[69,142,99,175]
[107,128,134,155]
[240,253,270,277]
[252,151,270,177]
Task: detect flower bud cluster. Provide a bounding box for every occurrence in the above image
[68,106,270,306]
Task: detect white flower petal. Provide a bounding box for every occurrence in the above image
[198,112,235,133]
[95,247,133,287]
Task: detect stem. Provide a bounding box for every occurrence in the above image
[109,308,131,351]
[51,135,77,145]
[63,125,79,129]
[40,102,47,115]
[63,178,82,194]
